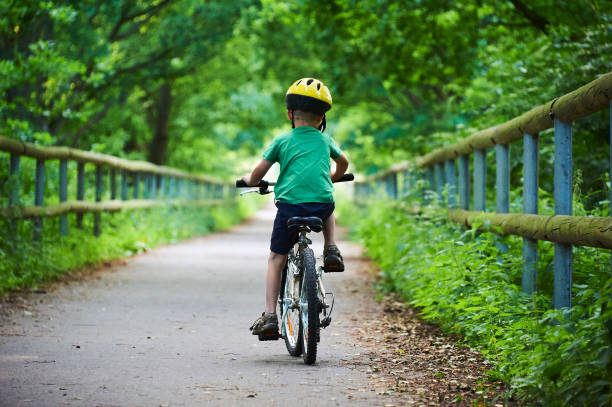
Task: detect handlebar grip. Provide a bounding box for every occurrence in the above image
[335,173,354,183]
[235,179,270,188]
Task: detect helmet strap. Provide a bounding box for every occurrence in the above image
[319,115,326,133]
[291,109,295,129]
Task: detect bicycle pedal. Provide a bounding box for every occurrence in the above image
[258,332,280,341]
[323,263,344,273]
[320,316,332,328]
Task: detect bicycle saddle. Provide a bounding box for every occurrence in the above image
[287,216,323,233]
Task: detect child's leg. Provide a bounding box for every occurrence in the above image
[323,212,344,270]
[266,251,287,314]
[322,212,336,247]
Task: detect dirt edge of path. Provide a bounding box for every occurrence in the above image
[345,257,521,407]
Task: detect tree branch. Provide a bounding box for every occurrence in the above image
[55,101,113,147]
[109,0,173,42]
[508,0,550,34]
[87,1,104,24]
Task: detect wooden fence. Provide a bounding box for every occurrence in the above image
[355,72,612,310]
[0,136,230,238]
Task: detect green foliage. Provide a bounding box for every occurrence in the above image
[245,0,611,177]
[2,0,610,185]
[0,199,259,293]
[1,0,258,174]
[343,197,612,405]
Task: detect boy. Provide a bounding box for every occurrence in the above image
[241,78,349,337]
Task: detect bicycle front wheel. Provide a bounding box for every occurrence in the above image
[282,253,302,356]
[300,247,320,365]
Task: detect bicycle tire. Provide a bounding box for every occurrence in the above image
[282,253,302,356]
[300,247,319,365]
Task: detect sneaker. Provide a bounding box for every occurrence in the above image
[323,245,344,272]
[250,312,279,339]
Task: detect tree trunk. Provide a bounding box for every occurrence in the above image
[148,82,172,165]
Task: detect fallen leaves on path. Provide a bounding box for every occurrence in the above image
[346,298,519,406]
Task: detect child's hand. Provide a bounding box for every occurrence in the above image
[331,153,349,182]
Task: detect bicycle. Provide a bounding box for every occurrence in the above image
[235,173,354,365]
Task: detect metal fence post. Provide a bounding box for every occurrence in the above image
[434,163,444,204]
[110,168,117,200]
[523,133,539,294]
[121,170,128,200]
[458,155,469,210]
[76,162,85,228]
[496,144,510,253]
[9,154,20,206]
[134,172,140,199]
[59,159,68,236]
[553,118,573,310]
[424,166,434,204]
[151,174,157,200]
[8,154,20,235]
[159,175,166,199]
[386,174,397,199]
[474,149,486,211]
[445,159,456,209]
[496,144,509,214]
[144,173,150,199]
[34,160,45,242]
[403,170,413,196]
[94,165,102,236]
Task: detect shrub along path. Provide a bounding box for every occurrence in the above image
[1,205,511,406]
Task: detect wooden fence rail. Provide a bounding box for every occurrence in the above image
[355,72,612,310]
[1,135,230,238]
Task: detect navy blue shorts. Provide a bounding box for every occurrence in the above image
[270,202,335,255]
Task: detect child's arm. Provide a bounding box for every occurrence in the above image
[330,153,349,182]
[241,159,274,186]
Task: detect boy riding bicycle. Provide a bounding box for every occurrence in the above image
[240,78,349,338]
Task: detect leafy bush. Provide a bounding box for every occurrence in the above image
[343,197,612,405]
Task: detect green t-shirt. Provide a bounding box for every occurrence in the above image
[262,126,342,204]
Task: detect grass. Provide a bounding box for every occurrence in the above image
[0,198,261,294]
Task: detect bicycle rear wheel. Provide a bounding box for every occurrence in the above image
[300,247,319,365]
[282,252,302,356]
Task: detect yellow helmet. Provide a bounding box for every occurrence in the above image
[286,78,332,114]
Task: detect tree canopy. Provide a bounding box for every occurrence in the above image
[2,0,611,181]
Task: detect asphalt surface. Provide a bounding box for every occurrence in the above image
[1,205,388,406]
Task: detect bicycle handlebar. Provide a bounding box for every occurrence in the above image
[235,173,354,188]
[235,179,270,188]
[335,173,355,183]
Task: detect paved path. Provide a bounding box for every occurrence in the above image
[1,206,386,406]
